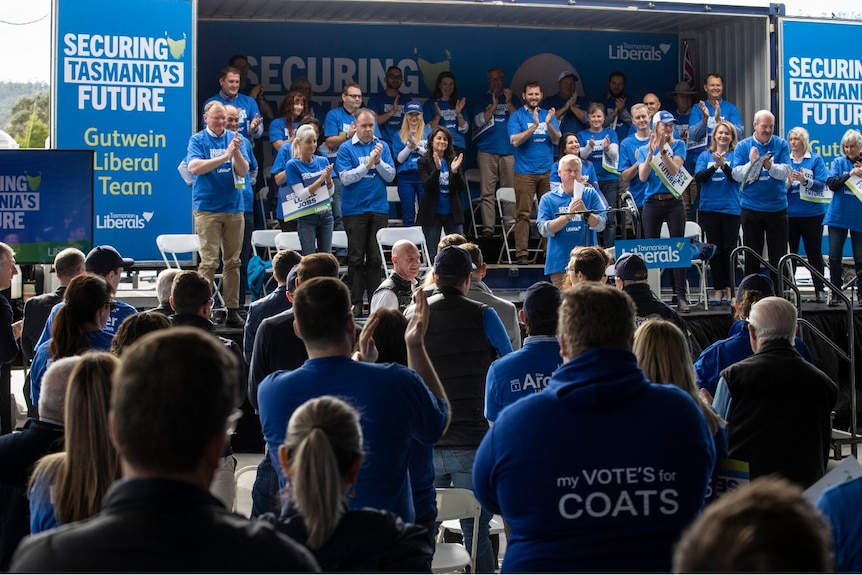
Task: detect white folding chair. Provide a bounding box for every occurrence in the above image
[660,221,708,306]
[386,185,404,227]
[156,233,224,308]
[331,230,349,279]
[251,229,281,260]
[274,231,303,252]
[258,186,280,229]
[464,168,483,238]
[232,465,257,518]
[496,187,541,264]
[432,488,481,574]
[376,226,431,278]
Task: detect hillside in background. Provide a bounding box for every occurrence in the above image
[0,81,48,128]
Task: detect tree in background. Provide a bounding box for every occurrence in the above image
[5,91,49,148]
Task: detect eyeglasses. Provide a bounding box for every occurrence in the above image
[225,408,243,435]
[387,74,403,79]
[346,93,363,99]
[104,300,116,310]
[565,266,576,273]
[207,115,226,121]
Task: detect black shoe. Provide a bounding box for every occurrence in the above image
[225,309,245,328]
[677,299,690,313]
[814,290,826,304]
[516,255,529,265]
[338,256,348,266]
[482,229,494,239]
[828,292,840,307]
[211,308,227,324]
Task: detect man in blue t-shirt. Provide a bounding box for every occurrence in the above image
[335,108,395,317]
[186,101,251,328]
[473,282,715,573]
[367,66,405,150]
[257,277,449,523]
[485,281,562,423]
[508,81,561,264]
[202,66,263,142]
[473,67,519,238]
[731,110,792,284]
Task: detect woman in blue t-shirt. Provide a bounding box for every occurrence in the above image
[277,124,334,255]
[825,129,862,306]
[552,133,599,191]
[577,102,619,247]
[417,127,465,261]
[423,72,468,153]
[695,120,740,305]
[786,126,829,303]
[391,101,430,227]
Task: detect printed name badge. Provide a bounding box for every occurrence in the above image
[616,239,691,269]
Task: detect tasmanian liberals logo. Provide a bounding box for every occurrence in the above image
[96,211,154,229]
[609,43,671,61]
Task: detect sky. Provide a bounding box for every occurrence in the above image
[0,0,859,84]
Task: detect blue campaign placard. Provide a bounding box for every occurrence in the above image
[0,150,94,263]
[780,19,862,173]
[616,238,691,269]
[55,0,194,262]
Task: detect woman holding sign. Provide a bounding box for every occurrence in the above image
[696,120,740,306]
[786,127,828,304]
[825,129,862,306]
[273,124,334,254]
[637,110,690,312]
[577,103,620,248]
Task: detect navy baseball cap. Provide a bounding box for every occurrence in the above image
[737,273,774,296]
[522,281,561,324]
[606,252,648,281]
[85,245,134,275]
[434,246,475,277]
[405,100,422,114]
[652,110,678,125]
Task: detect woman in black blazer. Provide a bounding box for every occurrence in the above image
[417,126,466,261]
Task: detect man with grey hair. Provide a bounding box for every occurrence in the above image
[731,110,792,283]
[713,296,837,487]
[473,282,714,572]
[149,269,180,317]
[0,356,78,570]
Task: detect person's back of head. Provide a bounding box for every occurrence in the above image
[522,281,561,336]
[53,248,86,284]
[38,355,81,423]
[461,243,484,278]
[273,249,302,285]
[748,296,797,346]
[281,395,364,550]
[36,351,121,525]
[155,269,181,304]
[433,246,474,292]
[733,273,774,320]
[170,271,211,317]
[51,274,113,359]
[296,253,339,285]
[673,476,833,572]
[111,328,239,477]
[110,312,171,356]
[569,246,609,282]
[437,233,467,252]
[559,282,636,360]
[369,308,408,365]
[293,277,351,348]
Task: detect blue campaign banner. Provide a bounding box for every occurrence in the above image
[197,21,679,124]
[55,0,194,262]
[616,238,691,269]
[0,150,94,263]
[780,19,862,173]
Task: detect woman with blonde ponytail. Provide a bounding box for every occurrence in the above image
[271,395,432,572]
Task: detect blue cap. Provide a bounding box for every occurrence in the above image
[652,110,678,125]
[522,281,561,324]
[405,100,422,114]
[434,246,475,277]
